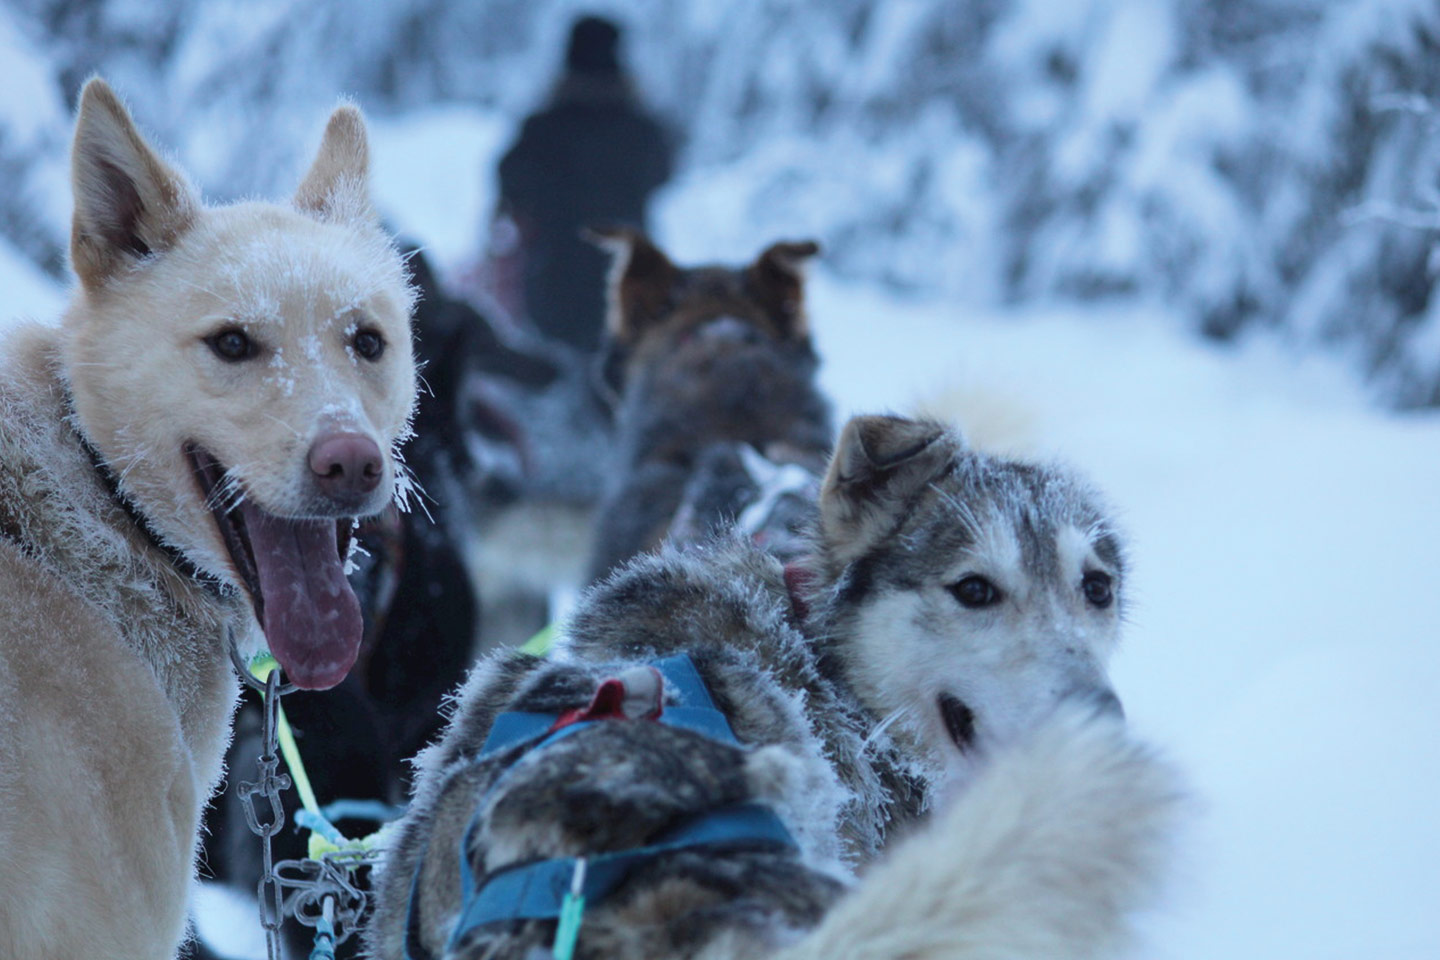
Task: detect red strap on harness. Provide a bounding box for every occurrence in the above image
[548,666,665,734]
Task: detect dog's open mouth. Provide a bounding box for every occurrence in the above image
[938,694,977,754]
[189,444,361,690]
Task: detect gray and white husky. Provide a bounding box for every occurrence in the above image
[368,414,1179,960]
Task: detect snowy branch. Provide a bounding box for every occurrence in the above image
[1342,199,1440,233]
[1371,92,1437,117]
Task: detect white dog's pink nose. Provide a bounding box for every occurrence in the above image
[308,433,383,503]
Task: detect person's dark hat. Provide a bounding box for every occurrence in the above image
[565,15,622,76]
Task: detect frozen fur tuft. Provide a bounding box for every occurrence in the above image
[770,707,1185,960]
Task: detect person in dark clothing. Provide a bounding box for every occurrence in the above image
[496,15,674,353]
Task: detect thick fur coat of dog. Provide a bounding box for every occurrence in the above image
[585,230,834,581]
[0,80,416,959]
[367,415,1180,960]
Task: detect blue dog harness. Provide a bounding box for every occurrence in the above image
[479,654,741,753]
[404,654,798,960]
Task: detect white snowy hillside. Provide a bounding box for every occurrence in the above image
[2,1,1438,958]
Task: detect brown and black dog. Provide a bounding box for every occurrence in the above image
[586,231,833,580]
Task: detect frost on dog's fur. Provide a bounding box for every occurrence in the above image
[563,538,882,868]
[60,79,417,683]
[0,78,416,959]
[368,584,860,960]
[800,414,1130,789]
[767,706,1184,960]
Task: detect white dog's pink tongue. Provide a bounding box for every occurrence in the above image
[242,507,361,690]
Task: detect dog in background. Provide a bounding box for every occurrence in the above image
[459,321,614,653]
[0,79,416,959]
[665,440,822,564]
[367,414,1180,960]
[585,230,833,581]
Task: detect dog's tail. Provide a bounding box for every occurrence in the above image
[771,708,1184,960]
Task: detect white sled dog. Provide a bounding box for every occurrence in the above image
[369,415,1180,960]
[0,80,416,959]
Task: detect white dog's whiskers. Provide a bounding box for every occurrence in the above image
[219,483,249,513]
[202,465,254,514]
[171,278,233,300]
[391,455,432,522]
[259,412,303,439]
[110,446,155,487]
[932,483,982,538]
[865,706,912,750]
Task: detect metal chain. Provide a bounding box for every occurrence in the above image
[230,638,378,955]
[273,851,372,945]
[235,666,291,960]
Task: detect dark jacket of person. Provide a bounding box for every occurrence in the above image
[498,67,673,352]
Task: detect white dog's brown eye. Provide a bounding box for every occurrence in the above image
[353,329,385,361]
[949,575,1002,609]
[206,328,257,362]
[1082,571,1114,608]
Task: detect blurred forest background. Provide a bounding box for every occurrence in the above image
[3,0,1439,405]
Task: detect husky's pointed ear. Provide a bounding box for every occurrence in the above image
[746,239,820,339]
[69,78,199,290]
[586,225,678,345]
[819,415,958,567]
[294,102,374,224]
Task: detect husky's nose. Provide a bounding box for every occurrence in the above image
[308,433,383,503]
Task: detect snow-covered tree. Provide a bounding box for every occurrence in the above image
[3,0,1439,405]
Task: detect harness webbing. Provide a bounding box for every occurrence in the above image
[404,653,798,960]
[450,803,793,934]
[478,654,737,756]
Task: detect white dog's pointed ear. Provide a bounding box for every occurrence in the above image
[586,225,679,344]
[69,77,199,290]
[746,239,820,339]
[819,415,959,567]
[294,103,375,224]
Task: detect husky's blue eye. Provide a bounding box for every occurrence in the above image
[1082,571,1114,608]
[206,328,257,362]
[353,329,385,361]
[949,575,1001,609]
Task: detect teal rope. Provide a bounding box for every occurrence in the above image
[308,913,335,960]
